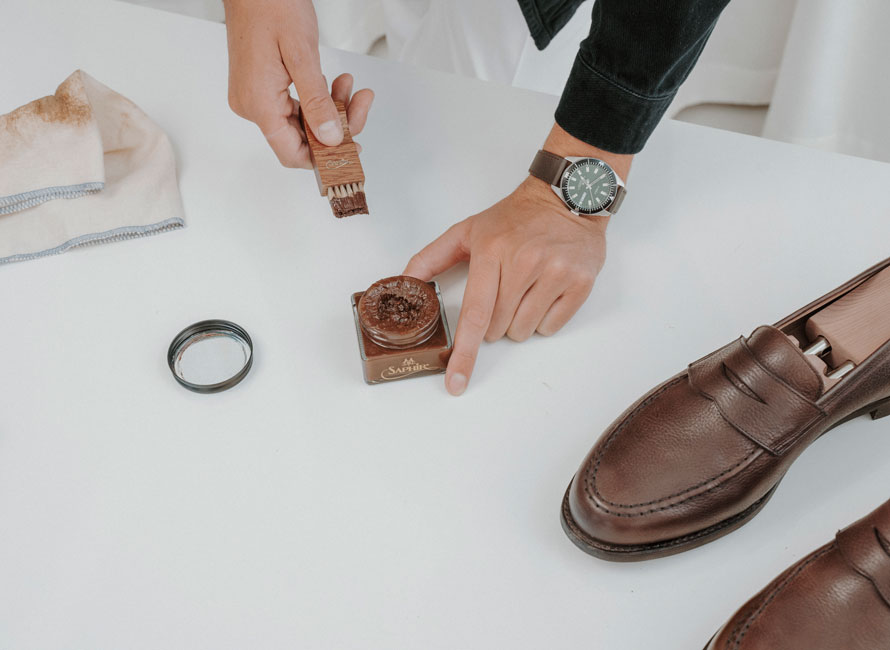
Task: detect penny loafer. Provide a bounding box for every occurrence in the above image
[562,257,890,561]
[704,498,890,649]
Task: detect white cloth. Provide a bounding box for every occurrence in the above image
[0,70,184,264]
[668,0,798,111]
[762,0,890,163]
[319,0,788,106]
[383,0,529,84]
[314,0,386,56]
[314,0,529,81]
[365,0,794,110]
[0,72,106,216]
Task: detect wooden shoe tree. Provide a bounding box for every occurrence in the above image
[790,266,890,389]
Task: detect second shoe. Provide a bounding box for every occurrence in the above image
[705,497,890,649]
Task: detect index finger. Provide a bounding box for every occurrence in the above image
[262,96,312,168]
[446,253,500,396]
[404,221,469,281]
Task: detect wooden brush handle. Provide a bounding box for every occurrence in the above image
[805,266,890,365]
[300,100,365,196]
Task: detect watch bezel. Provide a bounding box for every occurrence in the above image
[560,158,618,215]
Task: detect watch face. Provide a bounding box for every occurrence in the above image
[560,158,617,215]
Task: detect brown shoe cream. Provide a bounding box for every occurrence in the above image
[562,257,890,561]
[705,498,890,649]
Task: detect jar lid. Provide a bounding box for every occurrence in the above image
[167,319,253,393]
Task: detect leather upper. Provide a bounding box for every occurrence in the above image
[687,334,823,455]
[707,499,890,649]
[566,257,890,550]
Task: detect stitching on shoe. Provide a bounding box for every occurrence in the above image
[583,375,760,516]
[725,587,773,646]
[561,485,772,554]
[726,545,834,649]
[593,448,759,510]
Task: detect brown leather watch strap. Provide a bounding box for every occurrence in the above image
[528,149,570,187]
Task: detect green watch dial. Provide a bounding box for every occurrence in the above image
[561,158,617,215]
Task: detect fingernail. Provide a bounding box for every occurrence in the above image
[317,120,342,145]
[447,373,467,396]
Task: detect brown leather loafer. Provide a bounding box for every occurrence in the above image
[704,498,890,649]
[562,257,890,561]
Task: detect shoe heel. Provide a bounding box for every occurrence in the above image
[870,397,890,420]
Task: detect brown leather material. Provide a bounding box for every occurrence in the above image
[528,149,570,187]
[706,499,890,649]
[738,326,823,399]
[688,336,824,455]
[836,506,890,608]
[562,256,890,559]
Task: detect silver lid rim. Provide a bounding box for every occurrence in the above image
[167,319,253,394]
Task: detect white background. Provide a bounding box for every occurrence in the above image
[2,1,890,648]
[121,0,890,162]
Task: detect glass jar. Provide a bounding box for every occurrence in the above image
[351,275,453,384]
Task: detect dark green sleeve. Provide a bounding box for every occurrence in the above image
[519,0,731,154]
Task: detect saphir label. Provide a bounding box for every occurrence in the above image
[380,357,438,381]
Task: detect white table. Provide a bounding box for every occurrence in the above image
[2,2,890,648]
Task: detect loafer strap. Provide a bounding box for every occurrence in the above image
[837,501,890,609]
[688,337,824,455]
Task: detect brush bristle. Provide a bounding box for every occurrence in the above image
[327,182,368,218]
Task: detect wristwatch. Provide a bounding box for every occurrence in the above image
[528,150,627,216]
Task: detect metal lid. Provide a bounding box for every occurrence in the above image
[167,319,253,393]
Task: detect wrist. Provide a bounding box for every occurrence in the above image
[543,122,633,181]
[518,176,610,231]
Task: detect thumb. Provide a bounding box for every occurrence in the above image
[284,52,343,146]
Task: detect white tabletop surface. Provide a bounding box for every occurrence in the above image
[2,1,890,648]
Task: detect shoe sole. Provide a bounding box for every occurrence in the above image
[560,395,890,562]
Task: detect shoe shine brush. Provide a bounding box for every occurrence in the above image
[799,266,890,380]
[300,100,368,218]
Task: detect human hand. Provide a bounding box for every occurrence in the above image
[404,177,608,396]
[405,124,631,396]
[223,0,374,168]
